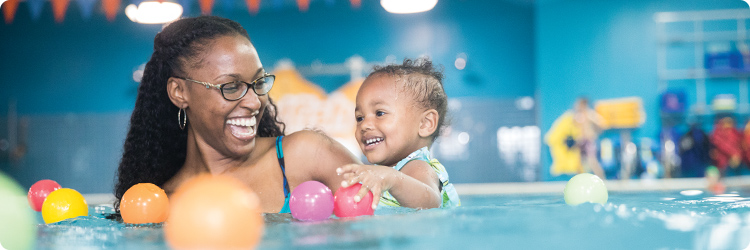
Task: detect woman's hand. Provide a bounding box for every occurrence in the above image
[336,164,402,210]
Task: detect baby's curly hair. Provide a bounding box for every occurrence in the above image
[113,16,285,211]
[368,58,449,141]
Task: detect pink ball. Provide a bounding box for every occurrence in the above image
[28,179,62,212]
[333,183,374,218]
[289,181,334,221]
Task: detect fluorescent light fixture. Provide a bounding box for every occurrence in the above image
[381,0,437,14]
[125,1,182,24]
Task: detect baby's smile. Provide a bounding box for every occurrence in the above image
[365,137,384,147]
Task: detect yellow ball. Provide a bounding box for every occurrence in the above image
[563,173,608,206]
[42,188,88,224]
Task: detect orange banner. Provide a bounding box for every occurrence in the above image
[51,0,70,23]
[199,0,214,15]
[297,0,309,12]
[2,0,20,24]
[246,0,260,15]
[102,0,120,22]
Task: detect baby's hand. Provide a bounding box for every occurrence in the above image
[336,164,402,210]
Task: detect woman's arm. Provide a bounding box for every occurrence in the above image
[282,130,361,193]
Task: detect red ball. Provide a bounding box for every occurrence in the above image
[333,183,374,218]
[28,180,61,212]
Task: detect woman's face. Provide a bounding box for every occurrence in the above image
[182,35,268,157]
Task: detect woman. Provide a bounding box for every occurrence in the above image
[114,16,359,213]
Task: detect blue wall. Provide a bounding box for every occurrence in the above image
[536,0,750,181]
[0,0,535,115]
[0,0,536,191]
[4,0,748,189]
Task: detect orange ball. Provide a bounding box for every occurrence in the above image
[120,183,169,224]
[165,174,264,249]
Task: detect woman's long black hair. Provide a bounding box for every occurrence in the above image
[114,16,284,210]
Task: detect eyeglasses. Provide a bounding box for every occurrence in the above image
[173,73,275,101]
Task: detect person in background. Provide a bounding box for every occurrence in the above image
[572,97,607,179]
[114,16,360,213]
[336,58,460,210]
[710,115,743,176]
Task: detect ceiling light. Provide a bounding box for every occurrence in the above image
[125,1,182,24]
[381,0,437,14]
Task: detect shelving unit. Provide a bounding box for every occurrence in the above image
[655,8,750,115]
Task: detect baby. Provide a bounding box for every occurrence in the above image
[337,58,460,210]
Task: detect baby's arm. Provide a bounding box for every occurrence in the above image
[338,160,442,210]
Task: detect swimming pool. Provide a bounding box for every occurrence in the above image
[34,180,750,249]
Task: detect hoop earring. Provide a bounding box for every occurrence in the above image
[178,108,187,130]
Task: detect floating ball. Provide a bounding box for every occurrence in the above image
[0,172,37,250]
[564,173,608,206]
[27,179,61,212]
[290,181,334,221]
[42,188,89,224]
[165,174,263,249]
[705,166,720,179]
[333,183,374,218]
[120,183,169,224]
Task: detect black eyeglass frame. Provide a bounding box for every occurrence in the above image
[172,73,276,101]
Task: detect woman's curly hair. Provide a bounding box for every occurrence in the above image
[113,16,284,210]
[368,58,449,141]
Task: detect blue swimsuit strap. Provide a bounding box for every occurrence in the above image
[276,136,291,213]
[276,136,290,197]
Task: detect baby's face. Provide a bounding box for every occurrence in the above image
[354,75,424,166]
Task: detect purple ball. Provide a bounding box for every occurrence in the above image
[289,181,334,221]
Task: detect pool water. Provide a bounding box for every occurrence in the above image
[35,190,750,249]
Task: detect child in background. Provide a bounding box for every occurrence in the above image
[336,58,461,210]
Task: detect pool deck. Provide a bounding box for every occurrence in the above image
[83,176,750,205]
[453,176,750,195]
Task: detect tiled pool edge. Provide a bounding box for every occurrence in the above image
[81,176,750,204]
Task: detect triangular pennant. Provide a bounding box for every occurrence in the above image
[2,0,20,24]
[296,0,309,12]
[297,0,310,12]
[199,0,214,15]
[349,0,359,9]
[28,0,45,21]
[177,0,192,16]
[51,0,71,22]
[102,0,120,21]
[77,0,96,20]
[245,0,259,15]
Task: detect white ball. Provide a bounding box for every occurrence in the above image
[564,173,608,206]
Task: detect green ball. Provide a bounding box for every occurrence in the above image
[0,171,37,250]
[564,173,608,206]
